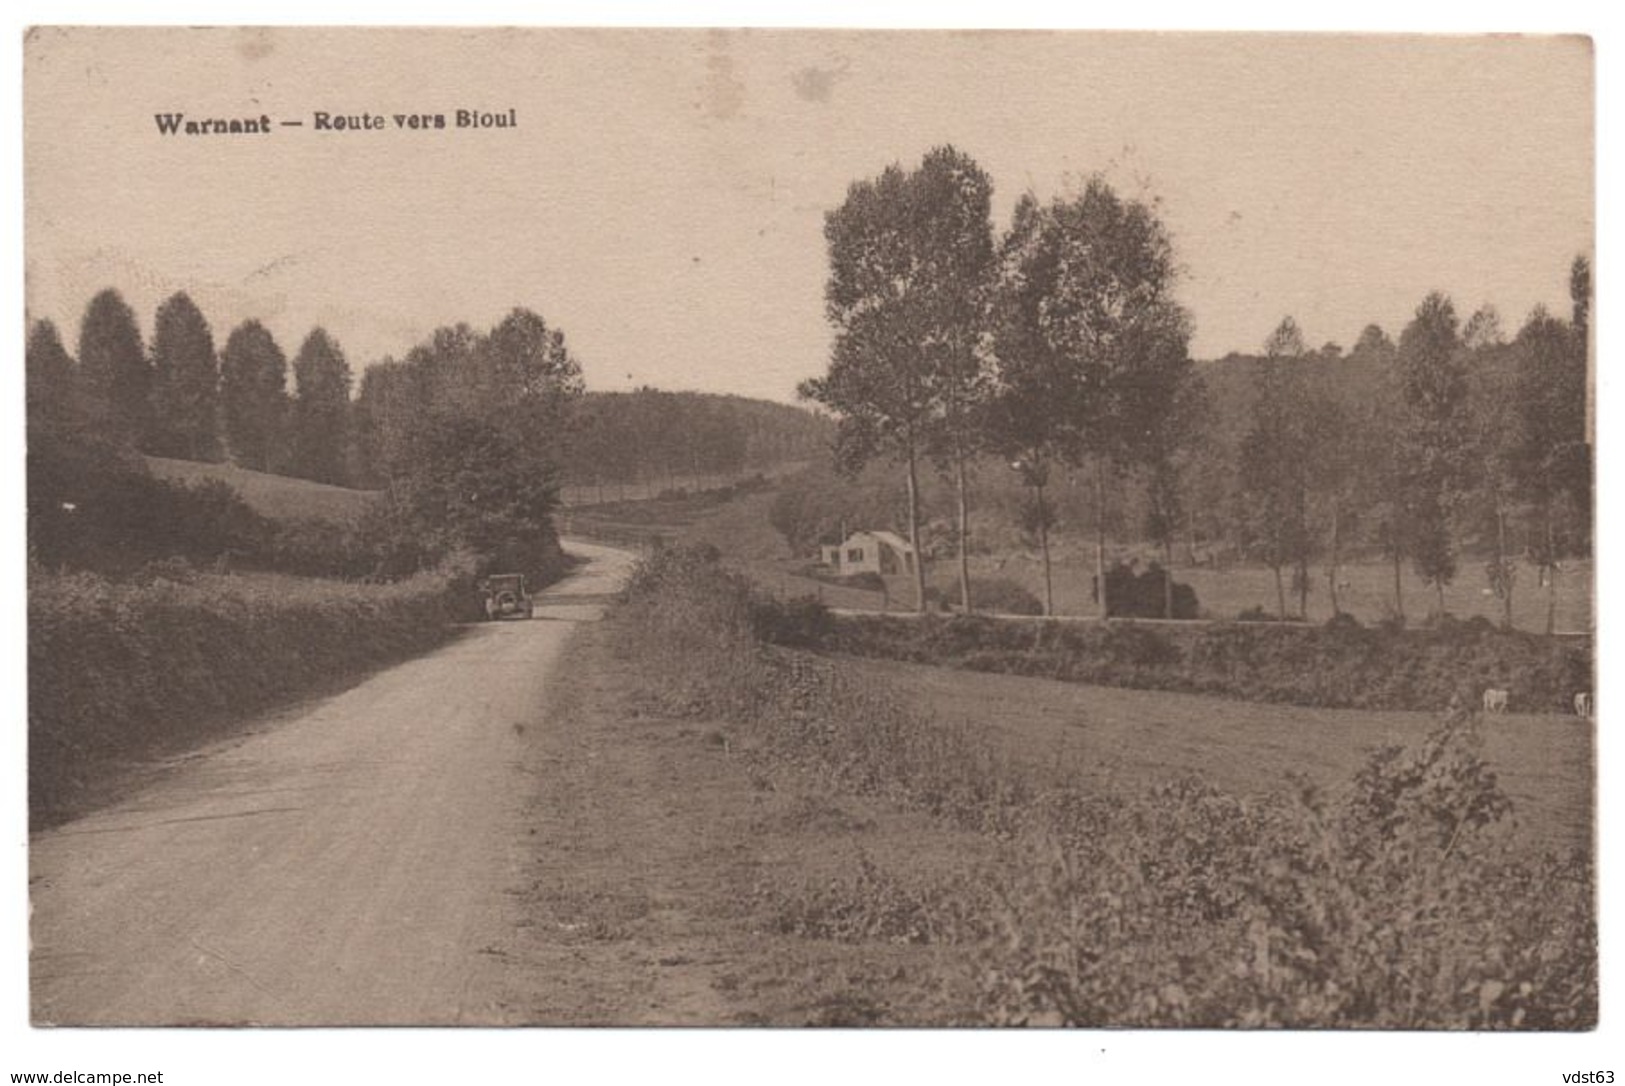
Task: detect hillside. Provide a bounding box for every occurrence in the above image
[554,389,833,499]
[144,456,378,524]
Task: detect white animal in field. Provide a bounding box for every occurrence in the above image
[1482,688,1509,713]
[1574,692,1592,719]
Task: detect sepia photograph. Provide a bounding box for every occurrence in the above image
[8,9,1611,1083]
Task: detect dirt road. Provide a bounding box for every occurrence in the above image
[30,541,635,1026]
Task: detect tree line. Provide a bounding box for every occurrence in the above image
[27,289,356,484]
[800,145,1591,629]
[25,290,588,582]
[26,286,834,582]
[1218,277,1589,634]
[27,286,832,503]
[554,389,831,503]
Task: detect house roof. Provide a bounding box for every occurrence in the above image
[846,529,913,554]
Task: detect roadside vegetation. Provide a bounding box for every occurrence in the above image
[28,565,460,826]
[815,610,1588,714]
[609,545,1596,1028]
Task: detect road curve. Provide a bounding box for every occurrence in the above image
[30,541,635,1026]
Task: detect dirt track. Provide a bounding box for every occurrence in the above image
[30,542,635,1026]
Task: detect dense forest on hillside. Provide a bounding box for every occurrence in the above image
[552,390,831,502]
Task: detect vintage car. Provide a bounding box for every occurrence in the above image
[480,573,535,620]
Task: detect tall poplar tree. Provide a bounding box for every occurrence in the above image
[1239,317,1313,618]
[990,178,1191,619]
[26,318,78,439]
[1512,303,1588,634]
[800,145,995,613]
[1394,292,1471,615]
[148,291,222,461]
[481,306,586,463]
[987,194,1065,616]
[76,288,150,449]
[220,319,290,473]
[289,327,352,485]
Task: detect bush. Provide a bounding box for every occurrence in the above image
[1101,562,1200,619]
[28,563,462,825]
[967,577,1043,616]
[973,713,1595,1028]
[1324,610,1363,631]
[752,594,835,647]
[29,441,273,574]
[1099,622,1180,668]
[134,556,201,584]
[266,516,375,577]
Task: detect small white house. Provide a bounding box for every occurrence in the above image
[819,530,916,577]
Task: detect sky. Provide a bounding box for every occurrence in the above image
[23,28,1592,405]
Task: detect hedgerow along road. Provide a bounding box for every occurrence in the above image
[29,541,636,1026]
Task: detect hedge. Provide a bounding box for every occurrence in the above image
[818,612,1590,714]
[28,566,462,823]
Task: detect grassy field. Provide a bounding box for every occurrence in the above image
[840,655,1592,855]
[144,456,378,524]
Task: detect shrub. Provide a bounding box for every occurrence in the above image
[266,516,377,577]
[752,594,835,647]
[766,851,994,946]
[1101,561,1200,619]
[134,556,201,584]
[800,567,886,594]
[967,577,1044,616]
[1099,622,1180,668]
[29,446,274,574]
[28,563,461,825]
[968,704,1594,1028]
